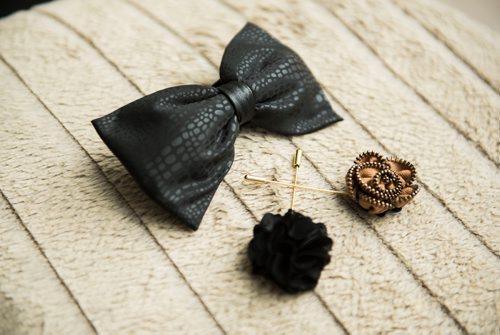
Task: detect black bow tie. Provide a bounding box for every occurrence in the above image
[92,23,342,230]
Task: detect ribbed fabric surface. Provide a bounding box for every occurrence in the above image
[0,0,498,333]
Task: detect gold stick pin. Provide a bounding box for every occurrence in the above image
[290,149,302,210]
[244,175,349,196]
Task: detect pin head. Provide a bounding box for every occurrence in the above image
[293,149,302,168]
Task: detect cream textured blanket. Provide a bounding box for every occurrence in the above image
[0,0,499,334]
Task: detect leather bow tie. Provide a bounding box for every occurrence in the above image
[92,23,342,230]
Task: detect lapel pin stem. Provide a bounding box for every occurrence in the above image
[244,175,348,196]
[290,149,302,210]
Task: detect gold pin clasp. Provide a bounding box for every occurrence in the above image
[293,149,302,168]
[244,175,267,183]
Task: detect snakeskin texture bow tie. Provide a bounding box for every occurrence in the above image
[92,23,342,230]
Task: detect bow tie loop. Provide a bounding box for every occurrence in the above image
[215,80,256,125]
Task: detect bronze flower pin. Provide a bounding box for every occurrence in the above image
[346,151,419,215]
[245,150,419,216]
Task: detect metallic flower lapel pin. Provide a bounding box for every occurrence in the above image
[346,151,419,215]
[245,150,419,216]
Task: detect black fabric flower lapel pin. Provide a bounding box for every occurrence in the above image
[245,149,333,293]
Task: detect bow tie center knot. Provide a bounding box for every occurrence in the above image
[216,81,256,125]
